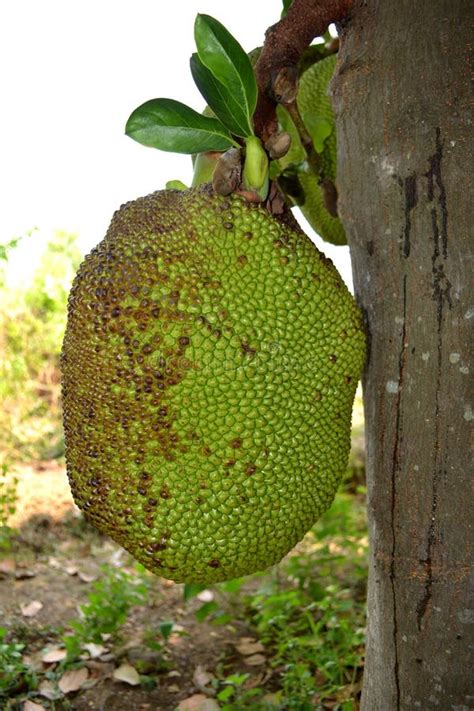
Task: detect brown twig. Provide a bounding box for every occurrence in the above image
[253,0,354,141]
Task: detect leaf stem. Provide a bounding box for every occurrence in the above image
[284,102,322,179]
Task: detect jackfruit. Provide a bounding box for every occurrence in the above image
[277,54,346,246]
[61,187,365,584]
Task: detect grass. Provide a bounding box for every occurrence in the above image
[0,465,18,551]
[61,564,151,663]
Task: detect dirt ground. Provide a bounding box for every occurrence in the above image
[0,461,284,710]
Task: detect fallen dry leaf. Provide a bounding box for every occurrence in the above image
[15,569,36,580]
[0,558,16,575]
[83,642,107,658]
[198,700,220,711]
[58,667,89,694]
[78,570,96,583]
[168,684,180,693]
[48,557,62,569]
[38,679,61,700]
[178,694,211,711]
[172,623,186,633]
[192,665,216,695]
[246,671,269,688]
[169,633,184,645]
[243,653,267,666]
[113,663,140,686]
[23,701,47,711]
[42,647,67,664]
[235,638,265,656]
[21,600,43,617]
[85,660,115,687]
[97,651,116,662]
[64,564,79,576]
[109,548,125,566]
[196,589,214,602]
[168,669,182,678]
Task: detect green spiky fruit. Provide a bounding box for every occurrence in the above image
[61,188,365,584]
[297,54,346,244]
[277,54,346,246]
[294,167,346,246]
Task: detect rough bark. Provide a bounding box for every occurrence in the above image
[331,1,474,708]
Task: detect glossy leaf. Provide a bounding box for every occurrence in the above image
[195,600,219,622]
[183,582,206,601]
[125,98,234,154]
[194,14,257,134]
[190,53,252,137]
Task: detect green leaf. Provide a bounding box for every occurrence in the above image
[159,621,174,641]
[194,14,257,134]
[190,53,253,138]
[217,686,235,701]
[195,600,219,622]
[183,583,206,601]
[125,98,234,154]
[225,673,250,686]
[218,577,245,594]
[165,180,188,191]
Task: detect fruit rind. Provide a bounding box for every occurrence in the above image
[61,187,365,583]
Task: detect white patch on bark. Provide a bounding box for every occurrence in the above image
[386,380,399,393]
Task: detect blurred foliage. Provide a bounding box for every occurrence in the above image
[0,231,82,462]
[0,464,18,551]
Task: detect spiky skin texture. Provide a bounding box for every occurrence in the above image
[61,188,365,583]
[296,168,346,246]
[298,55,338,184]
[297,54,346,246]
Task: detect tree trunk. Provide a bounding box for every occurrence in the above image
[331,1,473,708]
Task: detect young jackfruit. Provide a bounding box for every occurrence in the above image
[61,187,365,584]
[276,54,346,246]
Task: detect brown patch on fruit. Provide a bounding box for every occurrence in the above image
[241,342,256,358]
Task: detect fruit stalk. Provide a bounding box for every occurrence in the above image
[253,0,354,140]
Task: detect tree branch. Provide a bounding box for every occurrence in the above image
[253,0,354,141]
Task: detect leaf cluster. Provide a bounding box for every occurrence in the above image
[126,15,257,155]
[62,564,150,662]
[0,627,37,698]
